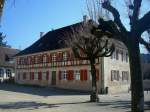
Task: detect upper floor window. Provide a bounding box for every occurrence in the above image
[63,52,67,61]
[111,51,116,59]
[43,55,47,63]
[126,53,128,62]
[111,70,120,81]
[52,53,56,62]
[116,50,119,60]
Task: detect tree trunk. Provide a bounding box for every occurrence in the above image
[128,40,144,112]
[90,60,99,102]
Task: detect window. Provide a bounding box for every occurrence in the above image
[116,50,119,60]
[61,70,67,80]
[42,72,46,80]
[34,72,38,80]
[126,53,128,62]
[111,70,120,81]
[52,53,56,62]
[6,69,11,77]
[111,50,116,59]
[63,52,67,61]
[122,71,129,81]
[74,70,80,80]
[23,72,26,80]
[0,69,4,77]
[121,51,123,61]
[43,54,47,63]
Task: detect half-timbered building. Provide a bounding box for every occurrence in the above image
[15,21,130,94]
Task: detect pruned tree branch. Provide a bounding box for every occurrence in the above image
[132,0,142,26]
[137,11,150,35]
[140,37,150,52]
[102,1,127,34]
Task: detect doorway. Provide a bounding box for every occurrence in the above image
[51,71,56,85]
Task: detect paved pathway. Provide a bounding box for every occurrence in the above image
[0,84,149,112]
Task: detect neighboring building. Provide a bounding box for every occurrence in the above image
[15,21,130,94]
[141,53,150,80]
[0,46,20,82]
[141,53,150,90]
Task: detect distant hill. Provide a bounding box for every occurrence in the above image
[141,53,150,63]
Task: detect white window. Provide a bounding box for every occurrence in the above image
[74,70,80,80]
[42,72,46,80]
[52,53,56,62]
[43,56,47,63]
[6,69,11,77]
[61,71,67,80]
[89,70,92,80]
[34,72,38,80]
[63,52,67,61]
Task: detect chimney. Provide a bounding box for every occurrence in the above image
[83,15,88,23]
[40,32,44,38]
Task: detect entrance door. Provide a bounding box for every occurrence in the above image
[51,71,56,85]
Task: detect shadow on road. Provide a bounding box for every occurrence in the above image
[0,83,89,97]
[0,101,90,110]
[97,100,150,111]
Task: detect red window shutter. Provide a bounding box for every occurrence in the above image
[70,70,74,80]
[96,69,99,81]
[84,69,87,80]
[57,52,62,61]
[38,72,42,80]
[46,71,49,80]
[67,70,70,80]
[32,72,34,80]
[67,70,73,80]
[80,70,84,81]
[58,71,61,80]
[67,51,71,61]
[30,72,32,80]
[46,54,49,63]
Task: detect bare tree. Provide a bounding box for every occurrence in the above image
[0,0,5,18]
[64,20,114,102]
[88,0,150,111]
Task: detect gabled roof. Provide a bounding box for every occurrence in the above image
[0,46,20,67]
[16,22,82,56]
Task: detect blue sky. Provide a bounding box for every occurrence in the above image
[0,0,149,53]
[1,0,86,49]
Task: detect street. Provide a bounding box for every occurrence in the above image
[0,84,149,112]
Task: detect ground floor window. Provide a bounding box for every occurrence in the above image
[74,70,80,80]
[111,70,120,81]
[61,70,67,80]
[0,69,4,77]
[6,69,11,77]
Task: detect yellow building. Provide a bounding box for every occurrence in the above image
[15,21,130,94]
